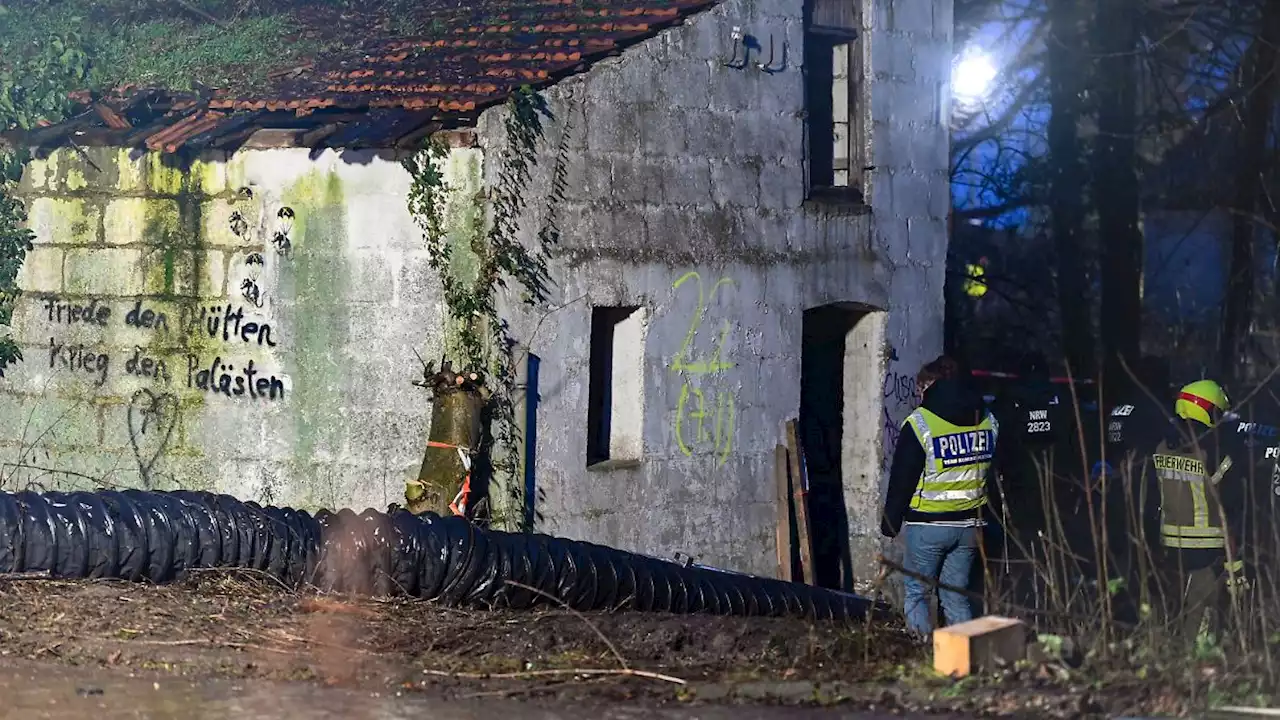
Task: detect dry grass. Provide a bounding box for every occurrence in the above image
[0,570,923,703]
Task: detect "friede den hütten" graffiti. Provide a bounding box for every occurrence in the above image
[41,296,286,400]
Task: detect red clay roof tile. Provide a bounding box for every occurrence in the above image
[33,0,720,152]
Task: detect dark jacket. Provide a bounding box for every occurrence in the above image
[881,376,1001,537]
[990,378,1064,534]
[1225,399,1280,557]
[1095,388,1172,567]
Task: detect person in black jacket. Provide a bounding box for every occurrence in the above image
[1098,355,1173,623]
[882,360,1002,636]
[992,353,1064,544]
[988,353,1065,606]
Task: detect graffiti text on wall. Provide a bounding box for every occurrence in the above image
[883,369,917,409]
[881,345,909,472]
[669,271,736,465]
[882,406,901,472]
[39,295,287,401]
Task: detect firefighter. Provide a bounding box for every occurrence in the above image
[1149,379,1245,640]
[882,358,1000,637]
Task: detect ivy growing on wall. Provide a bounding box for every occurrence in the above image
[0,29,94,376]
[403,85,572,531]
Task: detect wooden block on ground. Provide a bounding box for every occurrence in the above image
[933,615,1027,678]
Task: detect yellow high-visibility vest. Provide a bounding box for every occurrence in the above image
[904,408,998,513]
[963,264,988,297]
[1153,444,1229,550]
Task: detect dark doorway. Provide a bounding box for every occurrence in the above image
[799,304,870,591]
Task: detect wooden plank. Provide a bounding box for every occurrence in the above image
[785,419,815,585]
[773,443,793,582]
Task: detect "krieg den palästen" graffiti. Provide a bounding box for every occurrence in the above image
[41,296,286,401]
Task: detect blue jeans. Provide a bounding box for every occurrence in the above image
[902,523,980,635]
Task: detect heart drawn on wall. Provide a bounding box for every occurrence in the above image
[127,388,179,489]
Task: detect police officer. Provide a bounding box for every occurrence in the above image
[1221,376,1280,597]
[992,352,1063,544]
[1149,379,1245,640]
[1104,355,1174,465]
[984,353,1063,608]
[1099,355,1173,623]
[882,360,999,637]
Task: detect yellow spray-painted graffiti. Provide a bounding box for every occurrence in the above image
[675,383,735,464]
[669,271,736,465]
[671,271,735,374]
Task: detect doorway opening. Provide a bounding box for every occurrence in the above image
[799,303,886,590]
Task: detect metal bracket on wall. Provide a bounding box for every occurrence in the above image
[755,34,788,74]
[722,26,747,68]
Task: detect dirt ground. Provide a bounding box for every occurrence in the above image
[0,571,1206,718]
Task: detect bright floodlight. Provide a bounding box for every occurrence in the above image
[953,51,997,103]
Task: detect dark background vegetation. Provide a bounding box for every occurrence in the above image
[948,0,1280,405]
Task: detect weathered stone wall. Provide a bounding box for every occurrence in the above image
[479,0,953,581]
[1,0,951,584]
[4,147,457,512]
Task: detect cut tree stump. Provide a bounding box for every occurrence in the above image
[932,615,1027,678]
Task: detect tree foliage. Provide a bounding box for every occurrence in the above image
[949,0,1280,385]
[0,15,93,375]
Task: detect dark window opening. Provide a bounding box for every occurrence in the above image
[587,305,645,467]
[804,0,864,204]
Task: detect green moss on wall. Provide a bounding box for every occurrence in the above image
[141,199,183,295]
[279,168,349,509]
[21,153,58,192]
[115,149,142,192]
[64,167,88,192]
[46,197,102,246]
[439,148,486,361]
[144,153,189,196]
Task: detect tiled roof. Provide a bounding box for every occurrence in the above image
[11,0,718,154]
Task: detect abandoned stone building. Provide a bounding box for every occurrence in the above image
[0,0,952,586]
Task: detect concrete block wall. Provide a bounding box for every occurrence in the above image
[4,146,448,511]
[0,0,952,584]
[480,0,953,581]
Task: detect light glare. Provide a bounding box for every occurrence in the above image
[953,52,997,102]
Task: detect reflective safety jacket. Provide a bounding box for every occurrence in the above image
[904,408,998,514]
[1152,439,1232,551]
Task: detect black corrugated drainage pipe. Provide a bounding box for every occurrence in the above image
[0,490,882,622]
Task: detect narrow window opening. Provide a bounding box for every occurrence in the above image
[587,306,646,467]
[804,0,864,203]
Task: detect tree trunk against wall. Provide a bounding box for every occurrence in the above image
[1219,1,1280,386]
[1047,0,1096,379]
[1091,0,1143,404]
